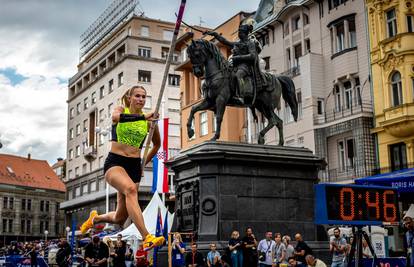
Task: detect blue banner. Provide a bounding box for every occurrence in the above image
[4,255,48,267]
[349,257,406,267]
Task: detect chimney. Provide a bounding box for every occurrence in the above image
[27,153,31,160]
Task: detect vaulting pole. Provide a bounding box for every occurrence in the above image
[141,0,187,171]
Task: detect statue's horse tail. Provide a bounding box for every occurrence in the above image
[278,75,298,121]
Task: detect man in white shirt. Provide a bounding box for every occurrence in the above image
[258,232,276,267]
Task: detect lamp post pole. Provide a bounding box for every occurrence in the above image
[44,230,49,243]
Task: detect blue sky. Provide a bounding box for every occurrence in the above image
[0,0,261,164]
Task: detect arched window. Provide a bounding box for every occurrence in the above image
[391,71,403,106]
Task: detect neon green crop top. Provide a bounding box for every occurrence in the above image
[112,107,148,148]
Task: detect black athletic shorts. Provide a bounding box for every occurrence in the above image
[103,152,142,183]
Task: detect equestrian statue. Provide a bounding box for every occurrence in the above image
[186,22,298,145]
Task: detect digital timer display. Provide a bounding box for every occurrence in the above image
[315,184,399,225]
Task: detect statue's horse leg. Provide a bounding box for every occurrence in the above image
[187,99,212,139]
[211,96,227,141]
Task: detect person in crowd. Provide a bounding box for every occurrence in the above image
[135,242,149,267]
[403,204,414,267]
[125,242,134,267]
[84,236,109,267]
[283,235,295,260]
[185,243,205,267]
[242,227,258,267]
[361,239,372,259]
[274,233,287,265]
[288,256,306,267]
[294,233,312,263]
[228,230,243,267]
[329,227,347,267]
[172,233,186,267]
[28,243,38,267]
[56,239,72,267]
[305,255,326,267]
[80,85,164,251]
[258,231,275,267]
[113,234,126,267]
[207,243,221,267]
[103,236,114,267]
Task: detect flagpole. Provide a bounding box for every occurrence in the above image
[141,0,187,173]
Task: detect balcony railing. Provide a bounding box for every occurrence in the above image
[314,101,373,125]
[281,65,300,77]
[83,146,97,161]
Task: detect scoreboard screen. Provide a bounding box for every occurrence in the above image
[315,184,399,225]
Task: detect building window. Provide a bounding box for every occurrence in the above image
[294,43,302,67]
[100,86,105,99]
[317,98,324,115]
[293,16,301,31]
[297,91,303,119]
[162,47,169,59]
[27,199,31,211]
[70,108,74,119]
[140,26,149,37]
[99,178,105,191]
[82,163,87,175]
[90,181,97,192]
[138,70,151,83]
[26,220,31,233]
[98,108,104,122]
[67,189,73,200]
[386,9,397,37]
[338,140,346,171]
[76,103,81,114]
[108,103,113,118]
[109,80,114,93]
[355,77,362,105]
[305,39,311,53]
[83,119,88,132]
[69,149,73,160]
[3,197,7,209]
[329,0,347,9]
[344,81,352,109]
[200,112,208,136]
[346,138,355,168]
[84,97,89,110]
[99,133,105,145]
[284,22,290,36]
[303,14,309,25]
[39,221,44,234]
[8,219,13,233]
[335,85,341,112]
[118,72,124,87]
[55,202,59,214]
[138,46,151,58]
[168,74,180,86]
[391,71,403,106]
[40,200,44,212]
[144,96,152,109]
[286,48,291,68]
[407,15,413,32]
[163,30,173,40]
[390,142,407,171]
[55,222,60,235]
[76,146,80,157]
[76,124,80,136]
[45,201,49,212]
[75,186,81,196]
[21,199,26,210]
[92,92,96,104]
[336,22,345,52]
[82,183,88,194]
[348,18,357,48]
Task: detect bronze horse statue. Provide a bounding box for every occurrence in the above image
[186,39,298,145]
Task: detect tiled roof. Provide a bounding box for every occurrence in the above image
[0,153,66,192]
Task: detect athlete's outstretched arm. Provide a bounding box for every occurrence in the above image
[144,123,161,165]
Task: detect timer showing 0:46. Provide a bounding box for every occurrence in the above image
[325,186,399,223]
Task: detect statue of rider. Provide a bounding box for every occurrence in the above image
[206,23,263,105]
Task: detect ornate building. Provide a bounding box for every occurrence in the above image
[366,0,414,172]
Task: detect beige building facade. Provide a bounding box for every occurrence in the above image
[252,0,375,181]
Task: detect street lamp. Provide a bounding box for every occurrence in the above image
[44,230,49,243]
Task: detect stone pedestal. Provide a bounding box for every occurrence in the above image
[167,141,325,241]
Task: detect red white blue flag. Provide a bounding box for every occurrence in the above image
[152,118,169,193]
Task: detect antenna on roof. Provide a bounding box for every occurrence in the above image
[27,146,32,160]
[199,16,205,26]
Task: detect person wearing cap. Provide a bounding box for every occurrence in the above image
[84,236,109,267]
[125,242,134,267]
[403,204,414,267]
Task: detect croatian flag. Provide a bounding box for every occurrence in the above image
[152,118,169,193]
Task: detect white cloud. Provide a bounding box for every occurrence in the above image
[0,74,67,164]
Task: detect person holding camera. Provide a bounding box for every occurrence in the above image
[242,227,258,267]
[258,232,275,267]
[172,233,186,267]
[228,231,243,267]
